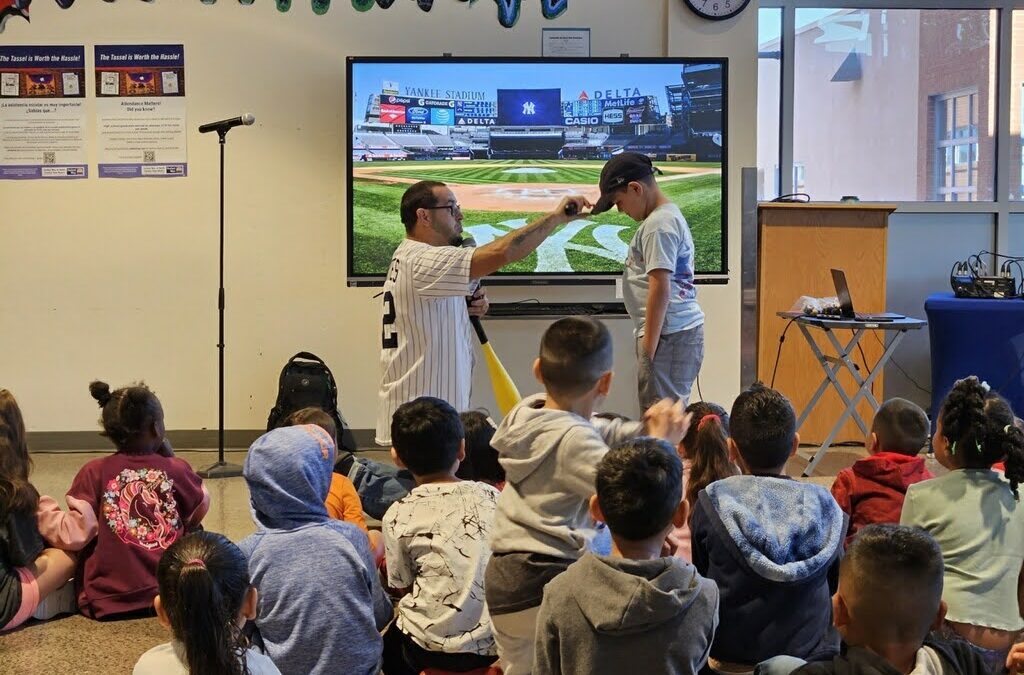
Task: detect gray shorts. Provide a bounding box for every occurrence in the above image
[637,323,705,411]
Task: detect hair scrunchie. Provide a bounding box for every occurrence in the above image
[698,414,721,431]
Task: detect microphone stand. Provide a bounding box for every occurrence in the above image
[199,126,243,479]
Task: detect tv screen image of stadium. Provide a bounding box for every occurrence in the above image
[348,57,727,281]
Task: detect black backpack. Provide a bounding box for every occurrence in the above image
[266,351,358,455]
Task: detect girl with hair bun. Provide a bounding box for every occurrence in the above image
[666,401,738,560]
[901,376,1024,669]
[134,531,280,675]
[36,381,209,619]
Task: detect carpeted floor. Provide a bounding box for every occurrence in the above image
[1,444,942,674]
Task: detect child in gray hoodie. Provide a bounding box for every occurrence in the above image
[485,317,689,675]
[534,437,719,675]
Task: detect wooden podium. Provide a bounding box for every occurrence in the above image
[756,203,897,445]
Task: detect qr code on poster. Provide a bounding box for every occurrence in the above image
[43,152,55,165]
[144,151,155,162]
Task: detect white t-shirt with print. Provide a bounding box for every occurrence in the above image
[383,480,499,656]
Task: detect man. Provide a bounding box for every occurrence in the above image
[375,180,589,445]
[591,153,704,411]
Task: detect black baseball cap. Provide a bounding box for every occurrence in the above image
[591,153,663,215]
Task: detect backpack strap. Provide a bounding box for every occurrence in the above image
[289,351,326,365]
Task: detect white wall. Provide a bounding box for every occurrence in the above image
[0,0,755,435]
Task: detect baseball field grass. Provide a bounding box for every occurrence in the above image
[350,159,723,276]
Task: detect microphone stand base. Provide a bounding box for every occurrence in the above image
[198,461,244,479]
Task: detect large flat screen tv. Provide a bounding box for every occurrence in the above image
[347,57,727,285]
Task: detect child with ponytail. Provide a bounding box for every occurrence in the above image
[38,381,209,619]
[901,376,1024,670]
[667,401,738,560]
[134,531,280,675]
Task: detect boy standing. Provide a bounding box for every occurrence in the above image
[794,524,989,675]
[831,399,933,546]
[690,383,847,667]
[591,152,704,411]
[485,316,689,675]
[381,397,500,675]
[534,437,719,675]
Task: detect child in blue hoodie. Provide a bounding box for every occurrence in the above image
[238,425,392,675]
[690,383,847,668]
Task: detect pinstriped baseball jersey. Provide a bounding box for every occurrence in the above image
[376,238,478,446]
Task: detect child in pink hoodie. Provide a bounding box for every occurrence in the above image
[831,398,932,547]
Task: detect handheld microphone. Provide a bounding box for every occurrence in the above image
[199,113,255,134]
[564,202,580,217]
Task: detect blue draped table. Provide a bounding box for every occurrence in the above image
[925,292,1024,422]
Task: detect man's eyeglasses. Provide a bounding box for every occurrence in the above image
[423,202,462,216]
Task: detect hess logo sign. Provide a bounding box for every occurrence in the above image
[602,109,625,124]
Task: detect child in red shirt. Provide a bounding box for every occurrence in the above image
[831,398,932,547]
[38,381,209,619]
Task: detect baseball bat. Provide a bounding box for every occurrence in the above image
[469,315,521,416]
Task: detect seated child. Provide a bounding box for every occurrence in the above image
[238,425,391,675]
[285,407,384,562]
[455,410,505,490]
[534,437,719,675]
[485,316,689,675]
[38,381,209,619]
[134,531,280,674]
[690,383,846,666]
[668,401,737,561]
[381,397,500,675]
[793,524,990,675]
[901,376,1024,669]
[0,389,77,631]
[831,398,932,546]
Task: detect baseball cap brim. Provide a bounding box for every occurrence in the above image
[591,191,616,215]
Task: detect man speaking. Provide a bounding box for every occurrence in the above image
[375,180,590,446]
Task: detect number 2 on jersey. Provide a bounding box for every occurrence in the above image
[382,291,398,349]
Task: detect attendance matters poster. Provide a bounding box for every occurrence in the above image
[0,46,87,180]
[94,44,186,178]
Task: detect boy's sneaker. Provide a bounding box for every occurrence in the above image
[32,580,77,620]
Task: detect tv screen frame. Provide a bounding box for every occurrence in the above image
[346,55,729,287]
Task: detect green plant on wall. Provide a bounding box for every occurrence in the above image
[1,0,569,30]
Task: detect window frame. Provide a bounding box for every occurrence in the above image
[759,0,1022,251]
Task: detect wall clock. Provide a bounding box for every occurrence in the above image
[684,0,751,21]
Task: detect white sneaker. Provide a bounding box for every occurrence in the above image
[32,580,77,620]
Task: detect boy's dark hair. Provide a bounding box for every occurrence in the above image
[286,407,338,447]
[158,531,251,675]
[455,411,505,485]
[842,524,943,644]
[596,437,682,541]
[400,180,446,232]
[729,382,797,471]
[538,317,613,398]
[682,401,738,519]
[89,380,163,453]
[872,398,929,456]
[940,376,1024,498]
[391,397,464,476]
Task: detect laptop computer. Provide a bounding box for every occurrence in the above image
[830,269,902,322]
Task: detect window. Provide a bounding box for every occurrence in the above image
[934,91,980,201]
[793,162,807,193]
[758,8,783,199]
[786,9,994,201]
